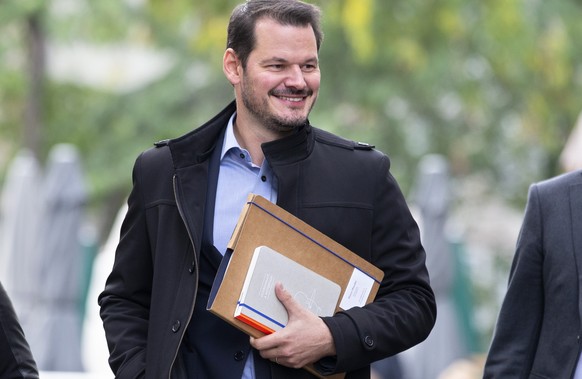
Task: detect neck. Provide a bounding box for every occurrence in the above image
[233,112,293,166]
[233,119,270,166]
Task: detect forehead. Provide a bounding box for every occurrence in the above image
[251,17,318,60]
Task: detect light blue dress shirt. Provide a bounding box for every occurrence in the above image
[213,113,278,379]
[575,355,582,379]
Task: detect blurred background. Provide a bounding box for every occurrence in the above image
[0,0,581,378]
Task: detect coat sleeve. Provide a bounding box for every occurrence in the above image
[98,152,154,379]
[482,184,544,378]
[0,281,39,379]
[316,155,436,375]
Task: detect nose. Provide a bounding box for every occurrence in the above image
[284,65,307,89]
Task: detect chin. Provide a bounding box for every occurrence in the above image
[267,117,306,133]
[280,110,309,123]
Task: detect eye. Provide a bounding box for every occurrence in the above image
[302,64,318,72]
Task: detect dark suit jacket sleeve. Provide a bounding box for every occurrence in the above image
[317,155,436,375]
[98,152,153,379]
[483,183,545,378]
[0,281,39,379]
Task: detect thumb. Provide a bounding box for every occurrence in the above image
[274,282,300,315]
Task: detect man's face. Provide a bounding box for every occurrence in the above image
[237,18,320,133]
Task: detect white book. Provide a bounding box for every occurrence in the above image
[234,245,341,334]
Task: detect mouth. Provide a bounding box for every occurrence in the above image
[271,90,312,107]
[277,96,305,103]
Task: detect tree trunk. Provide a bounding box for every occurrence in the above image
[24,12,45,159]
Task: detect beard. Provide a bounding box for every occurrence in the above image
[240,76,315,133]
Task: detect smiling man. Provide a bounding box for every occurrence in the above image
[99,1,436,378]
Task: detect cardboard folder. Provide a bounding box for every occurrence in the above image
[207,194,384,379]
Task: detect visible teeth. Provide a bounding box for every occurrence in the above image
[280,97,302,102]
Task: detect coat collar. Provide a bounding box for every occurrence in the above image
[166,100,314,169]
[167,101,237,169]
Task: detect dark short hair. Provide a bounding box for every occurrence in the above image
[226,0,323,68]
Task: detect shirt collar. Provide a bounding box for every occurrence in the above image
[220,112,240,160]
[221,110,313,166]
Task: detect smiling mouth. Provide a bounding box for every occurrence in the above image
[271,89,312,103]
[278,96,304,102]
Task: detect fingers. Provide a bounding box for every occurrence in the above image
[250,282,320,368]
[249,334,277,353]
[250,336,282,363]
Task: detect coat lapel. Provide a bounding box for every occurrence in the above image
[173,164,210,255]
[169,101,236,256]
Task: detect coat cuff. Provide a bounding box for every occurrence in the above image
[315,313,350,374]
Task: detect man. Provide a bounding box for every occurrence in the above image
[483,169,582,378]
[99,1,436,378]
[0,281,39,379]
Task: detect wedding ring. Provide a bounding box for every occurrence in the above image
[275,357,279,364]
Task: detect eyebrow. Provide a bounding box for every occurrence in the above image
[260,56,319,65]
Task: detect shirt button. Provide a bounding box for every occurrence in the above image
[239,153,245,159]
[171,320,181,333]
[261,175,267,182]
[364,335,374,347]
[234,351,245,361]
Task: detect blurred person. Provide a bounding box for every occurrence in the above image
[438,356,485,379]
[99,0,436,378]
[483,169,582,378]
[371,356,403,379]
[399,155,470,379]
[0,281,39,379]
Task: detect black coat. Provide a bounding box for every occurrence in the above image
[0,281,39,379]
[99,101,436,379]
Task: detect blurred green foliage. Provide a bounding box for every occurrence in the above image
[1,0,581,232]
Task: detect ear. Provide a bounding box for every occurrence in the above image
[223,48,242,85]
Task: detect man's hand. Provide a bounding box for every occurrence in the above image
[249,282,336,368]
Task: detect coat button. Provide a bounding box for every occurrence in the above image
[364,335,374,347]
[234,351,245,361]
[188,261,195,274]
[171,320,181,333]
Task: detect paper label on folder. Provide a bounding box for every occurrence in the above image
[339,268,375,310]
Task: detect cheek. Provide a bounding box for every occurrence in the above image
[306,73,321,91]
[254,75,283,93]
